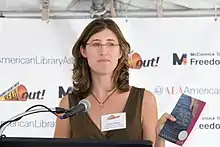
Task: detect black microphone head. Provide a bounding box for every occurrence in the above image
[79,99,91,112]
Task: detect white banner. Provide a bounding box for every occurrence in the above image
[0,17,219,147]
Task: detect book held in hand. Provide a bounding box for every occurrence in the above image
[158,94,206,146]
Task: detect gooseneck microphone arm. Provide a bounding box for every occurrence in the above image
[0,99,91,139]
[0,104,67,138]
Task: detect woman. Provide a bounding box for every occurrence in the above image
[54,18,176,147]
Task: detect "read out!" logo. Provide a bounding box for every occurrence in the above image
[0,82,46,101]
[128,50,160,69]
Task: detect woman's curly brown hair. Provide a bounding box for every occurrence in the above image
[72,18,130,99]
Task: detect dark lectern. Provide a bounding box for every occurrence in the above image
[0,137,153,147]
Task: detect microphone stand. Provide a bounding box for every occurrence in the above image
[0,105,66,138]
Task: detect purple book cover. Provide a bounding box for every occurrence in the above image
[158,93,206,146]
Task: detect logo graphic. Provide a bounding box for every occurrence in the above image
[128,50,160,69]
[0,120,55,128]
[173,53,187,65]
[154,86,164,95]
[199,122,220,130]
[58,86,72,98]
[172,52,220,66]
[0,82,46,101]
[154,86,183,95]
[128,51,142,69]
[154,85,220,96]
[107,115,120,120]
[0,56,73,66]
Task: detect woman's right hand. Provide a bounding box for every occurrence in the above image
[156,113,176,137]
[154,113,176,147]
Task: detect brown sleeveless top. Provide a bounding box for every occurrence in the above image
[68,86,144,140]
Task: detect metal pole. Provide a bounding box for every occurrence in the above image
[0,8,219,19]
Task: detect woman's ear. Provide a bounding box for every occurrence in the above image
[118,50,122,59]
[80,46,87,58]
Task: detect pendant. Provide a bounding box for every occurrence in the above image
[99,103,104,108]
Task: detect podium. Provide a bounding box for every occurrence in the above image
[0,137,153,147]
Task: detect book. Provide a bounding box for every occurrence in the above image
[158,93,206,146]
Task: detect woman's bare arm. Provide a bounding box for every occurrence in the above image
[142,90,158,145]
[54,95,70,138]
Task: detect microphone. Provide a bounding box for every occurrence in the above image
[60,99,91,119]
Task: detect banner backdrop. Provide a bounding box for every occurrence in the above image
[0,17,220,147]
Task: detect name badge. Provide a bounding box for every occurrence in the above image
[101,112,126,132]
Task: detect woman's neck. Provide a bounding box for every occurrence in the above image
[91,72,115,100]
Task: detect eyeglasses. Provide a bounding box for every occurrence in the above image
[86,42,119,49]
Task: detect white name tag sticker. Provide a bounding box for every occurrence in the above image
[101,112,126,132]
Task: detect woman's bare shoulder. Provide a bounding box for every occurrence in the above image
[59,94,70,109]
